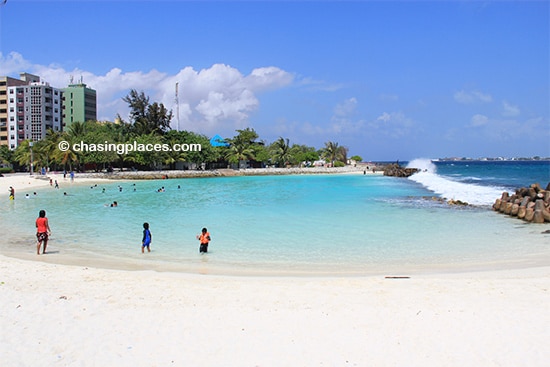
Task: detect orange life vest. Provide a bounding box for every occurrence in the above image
[199,232,210,244]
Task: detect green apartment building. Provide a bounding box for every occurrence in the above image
[63,81,97,127]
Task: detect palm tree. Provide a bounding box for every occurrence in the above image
[273,137,291,167]
[38,130,64,171]
[14,140,33,171]
[67,121,88,137]
[324,141,339,167]
[225,142,255,169]
[323,141,348,167]
[225,128,259,169]
[54,139,79,171]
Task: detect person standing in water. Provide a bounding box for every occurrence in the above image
[36,209,51,255]
[142,222,152,253]
[196,227,211,253]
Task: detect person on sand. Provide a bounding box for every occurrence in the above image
[142,222,152,253]
[196,227,211,253]
[36,209,51,255]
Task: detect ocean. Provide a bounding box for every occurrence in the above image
[1,159,549,275]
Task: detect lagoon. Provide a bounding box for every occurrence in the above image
[2,163,549,275]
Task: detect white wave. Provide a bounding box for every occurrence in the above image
[406,158,506,206]
[406,158,437,173]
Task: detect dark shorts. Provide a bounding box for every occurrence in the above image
[200,243,208,253]
[37,232,48,242]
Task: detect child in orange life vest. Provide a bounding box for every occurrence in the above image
[196,227,211,253]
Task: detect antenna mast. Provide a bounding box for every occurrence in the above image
[175,82,180,131]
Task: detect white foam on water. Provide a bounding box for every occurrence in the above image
[407,158,506,206]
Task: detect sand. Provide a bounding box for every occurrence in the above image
[1,256,549,367]
[1,173,549,366]
[1,172,114,197]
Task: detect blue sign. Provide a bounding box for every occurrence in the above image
[210,134,229,147]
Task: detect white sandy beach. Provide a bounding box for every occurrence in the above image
[1,173,549,366]
[1,255,549,367]
[0,172,115,197]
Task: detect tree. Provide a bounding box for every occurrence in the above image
[289,144,319,166]
[0,145,14,166]
[323,141,348,166]
[125,133,165,169]
[13,140,33,172]
[36,130,64,171]
[122,90,173,135]
[272,137,292,167]
[225,128,259,169]
[253,143,270,166]
[323,141,339,166]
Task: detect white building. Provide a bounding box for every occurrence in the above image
[6,74,63,149]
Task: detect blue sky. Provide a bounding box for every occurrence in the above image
[1,1,548,161]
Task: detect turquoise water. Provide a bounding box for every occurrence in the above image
[1,161,549,275]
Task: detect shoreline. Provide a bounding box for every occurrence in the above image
[1,254,549,366]
[2,168,549,278]
[0,165,380,192]
[2,243,549,278]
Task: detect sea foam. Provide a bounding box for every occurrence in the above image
[406,158,505,206]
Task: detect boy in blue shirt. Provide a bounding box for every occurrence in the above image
[142,222,152,253]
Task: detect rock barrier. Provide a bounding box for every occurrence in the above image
[383,163,419,177]
[74,166,371,180]
[492,182,550,223]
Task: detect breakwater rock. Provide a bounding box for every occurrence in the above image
[493,182,550,223]
[75,166,371,180]
[383,164,419,177]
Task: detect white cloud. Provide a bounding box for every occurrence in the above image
[371,111,414,138]
[333,97,357,117]
[502,101,520,117]
[454,90,493,104]
[0,53,294,134]
[470,114,489,127]
[376,112,391,123]
[0,52,31,74]
[295,98,364,136]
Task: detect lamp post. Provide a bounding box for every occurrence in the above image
[29,141,34,176]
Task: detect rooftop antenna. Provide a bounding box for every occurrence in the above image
[175,82,180,131]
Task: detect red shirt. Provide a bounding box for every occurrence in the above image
[36,217,48,233]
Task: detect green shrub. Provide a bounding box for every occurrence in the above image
[333,161,346,167]
[0,167,14,174]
